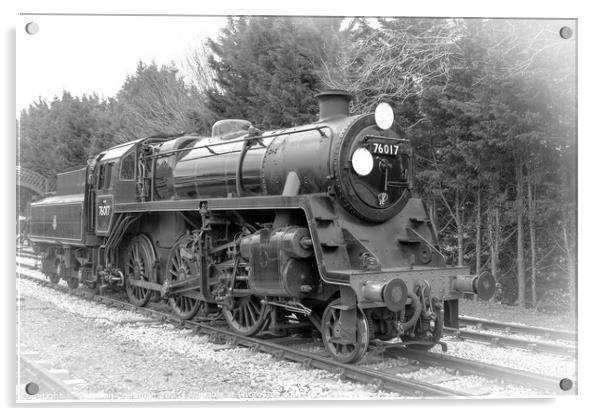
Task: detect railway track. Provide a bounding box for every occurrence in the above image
[16,257,574,396]
[16,252,578,357]
[457,316,576,342]
[387,349,564,393]
[443,327,575,356]
[16,260,466,397]
[18,352,81,400]
[16,248,37,260]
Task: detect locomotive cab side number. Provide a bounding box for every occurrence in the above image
[371,142,399,156]
[95,195,114,234]
[98,204,111,216]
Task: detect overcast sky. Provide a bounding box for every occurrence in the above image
[16,14,227,113]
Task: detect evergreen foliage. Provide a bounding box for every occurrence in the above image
[19,92,116,177]
[205,16,343,129]
[114,61,213,139]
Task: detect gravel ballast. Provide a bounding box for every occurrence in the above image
[433,337,576,380]
[459,299,576,332]
[16,264,576,400]
[17,277,400,400]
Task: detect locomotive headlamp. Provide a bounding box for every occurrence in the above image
[351,147,374,176]
[375,102,394,130]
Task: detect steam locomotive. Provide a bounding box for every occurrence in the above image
[27,90,495,363]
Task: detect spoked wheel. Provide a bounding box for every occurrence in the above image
[321,299,370,363]
[123,235,155,307]
[165,235,202,320]
[222,295,269,337]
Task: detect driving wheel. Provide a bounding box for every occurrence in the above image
[165,235,203,320]
[222,294,269,337]
[123,235,155,307]
[321,299,369,363]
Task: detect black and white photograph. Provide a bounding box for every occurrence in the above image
[9,2,585,406]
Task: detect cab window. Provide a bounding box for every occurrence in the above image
[97,164,105,190]
[120,152,135,180]
[97,162,114,191]
[104,163,114,190]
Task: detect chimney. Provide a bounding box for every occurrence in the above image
[316,90,353,121]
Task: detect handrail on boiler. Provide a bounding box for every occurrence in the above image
[140,125,332,161]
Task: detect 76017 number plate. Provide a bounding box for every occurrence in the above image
[370,142,399,156]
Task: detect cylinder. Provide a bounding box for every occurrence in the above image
[280,227,312,258]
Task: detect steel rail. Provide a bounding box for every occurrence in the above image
[389,348,574,394]
[18,354,81,400]
[180,321,469,397]
[15,257,576,358]
[17,246,36,255]
[16,252,38,260]
[458,315,576,342]
[15,263,469,398]
[443,327,576,356]
[15,252,577,350]
[17,257,575,396]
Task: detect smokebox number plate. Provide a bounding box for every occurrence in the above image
[370,142,399,156]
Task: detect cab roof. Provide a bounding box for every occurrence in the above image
[100,138,143,161]
[99,135,179,161]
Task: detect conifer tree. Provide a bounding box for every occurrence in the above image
[205,16,343,129]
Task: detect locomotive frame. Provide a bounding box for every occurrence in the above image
[27,90,495,363]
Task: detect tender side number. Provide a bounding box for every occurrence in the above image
[98,204,111,216]
[371,142,399,156]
